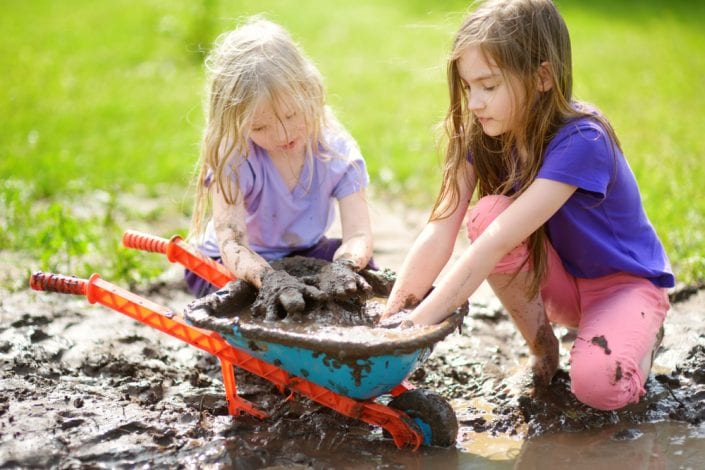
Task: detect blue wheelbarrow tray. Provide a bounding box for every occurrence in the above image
[186,303,467,400]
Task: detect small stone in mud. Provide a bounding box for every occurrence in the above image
[153,429,176,446]
[60,418,85,430]
[463,416,488,432]
[292,453,310,464]
[450,369,470,385]
[611,428,643,441]
[189,371,211,388]
[655,373,681,388]
[677,344,705,384]
[410,367,426,381]
[29,328,50,343]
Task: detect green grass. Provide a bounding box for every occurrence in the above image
[2,0,703,288]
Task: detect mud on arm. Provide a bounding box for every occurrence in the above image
[382,216,461,318]
[335,189,373,270]
[381,167,475,320]
[405,178,577,326]
[212,185,271,288]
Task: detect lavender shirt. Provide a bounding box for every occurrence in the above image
[468,116,674,287]
[199,131,369,261]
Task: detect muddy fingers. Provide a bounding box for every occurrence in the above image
[253,269,325,321]
[185,280,257,318]
[278,288,306,316]
[317,260,372,299]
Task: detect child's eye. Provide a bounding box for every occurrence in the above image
[252,126,266,132]
[484,85,496,92]
[285,112,296,120]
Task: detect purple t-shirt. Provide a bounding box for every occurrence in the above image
[538,117,673,287]
[469,116,674,287]
[200,130,368,260]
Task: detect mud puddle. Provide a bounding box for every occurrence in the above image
[1,264,704,469]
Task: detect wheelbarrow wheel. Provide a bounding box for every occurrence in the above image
[387,389,458,447]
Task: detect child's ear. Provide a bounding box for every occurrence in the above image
[536,61,554,92]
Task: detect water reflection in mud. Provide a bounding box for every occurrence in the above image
[511,421,705,469]
[175,420,704,469]
[448,377,705,469]
[173,419,704,469]
[367,421,705,470]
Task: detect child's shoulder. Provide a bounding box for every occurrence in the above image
[554,111,611,145]
[546,111,617,164]
[222,144,252,172]
[319,126,363,162]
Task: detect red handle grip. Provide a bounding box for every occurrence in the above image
[122,229,234,287]
[30,271,88,295]
[122,230,169,254]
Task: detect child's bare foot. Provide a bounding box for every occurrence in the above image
[499,368,535,399]
[500,347,559,399]
[639,325,665,377]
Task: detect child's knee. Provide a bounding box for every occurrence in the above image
[570,350,646,411]
[466,195,513,240]
[184,269,217,298]
[467,195,530,274]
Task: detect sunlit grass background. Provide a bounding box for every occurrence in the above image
[2,0,703,289]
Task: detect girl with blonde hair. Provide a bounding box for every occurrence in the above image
[187,16,373,317]
[381,0,673,411]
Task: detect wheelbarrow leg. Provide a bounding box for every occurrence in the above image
[219,358,267,418]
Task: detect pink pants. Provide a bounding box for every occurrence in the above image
[467,195,670,410]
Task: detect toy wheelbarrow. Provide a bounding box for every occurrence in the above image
[29,230,464,449]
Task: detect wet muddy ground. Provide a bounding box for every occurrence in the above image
[1,200,704,468]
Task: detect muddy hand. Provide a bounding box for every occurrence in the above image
[318,260,372,300]
[185,280,256,318]
[377,311,416,329]
[252,270,324,321]
[358,268,396,297]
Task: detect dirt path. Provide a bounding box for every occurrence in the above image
[1,196,704,468]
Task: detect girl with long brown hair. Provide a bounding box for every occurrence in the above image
[382,0,673,411]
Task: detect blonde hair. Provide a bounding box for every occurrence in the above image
[190,16,343,238]
[434,0,621,295]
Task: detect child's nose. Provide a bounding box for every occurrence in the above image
[467,93,485,111]
[275,122,290,144]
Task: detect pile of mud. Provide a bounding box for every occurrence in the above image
[185,256,395,327]
[184,257,467,359]
[2,262,704,468]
